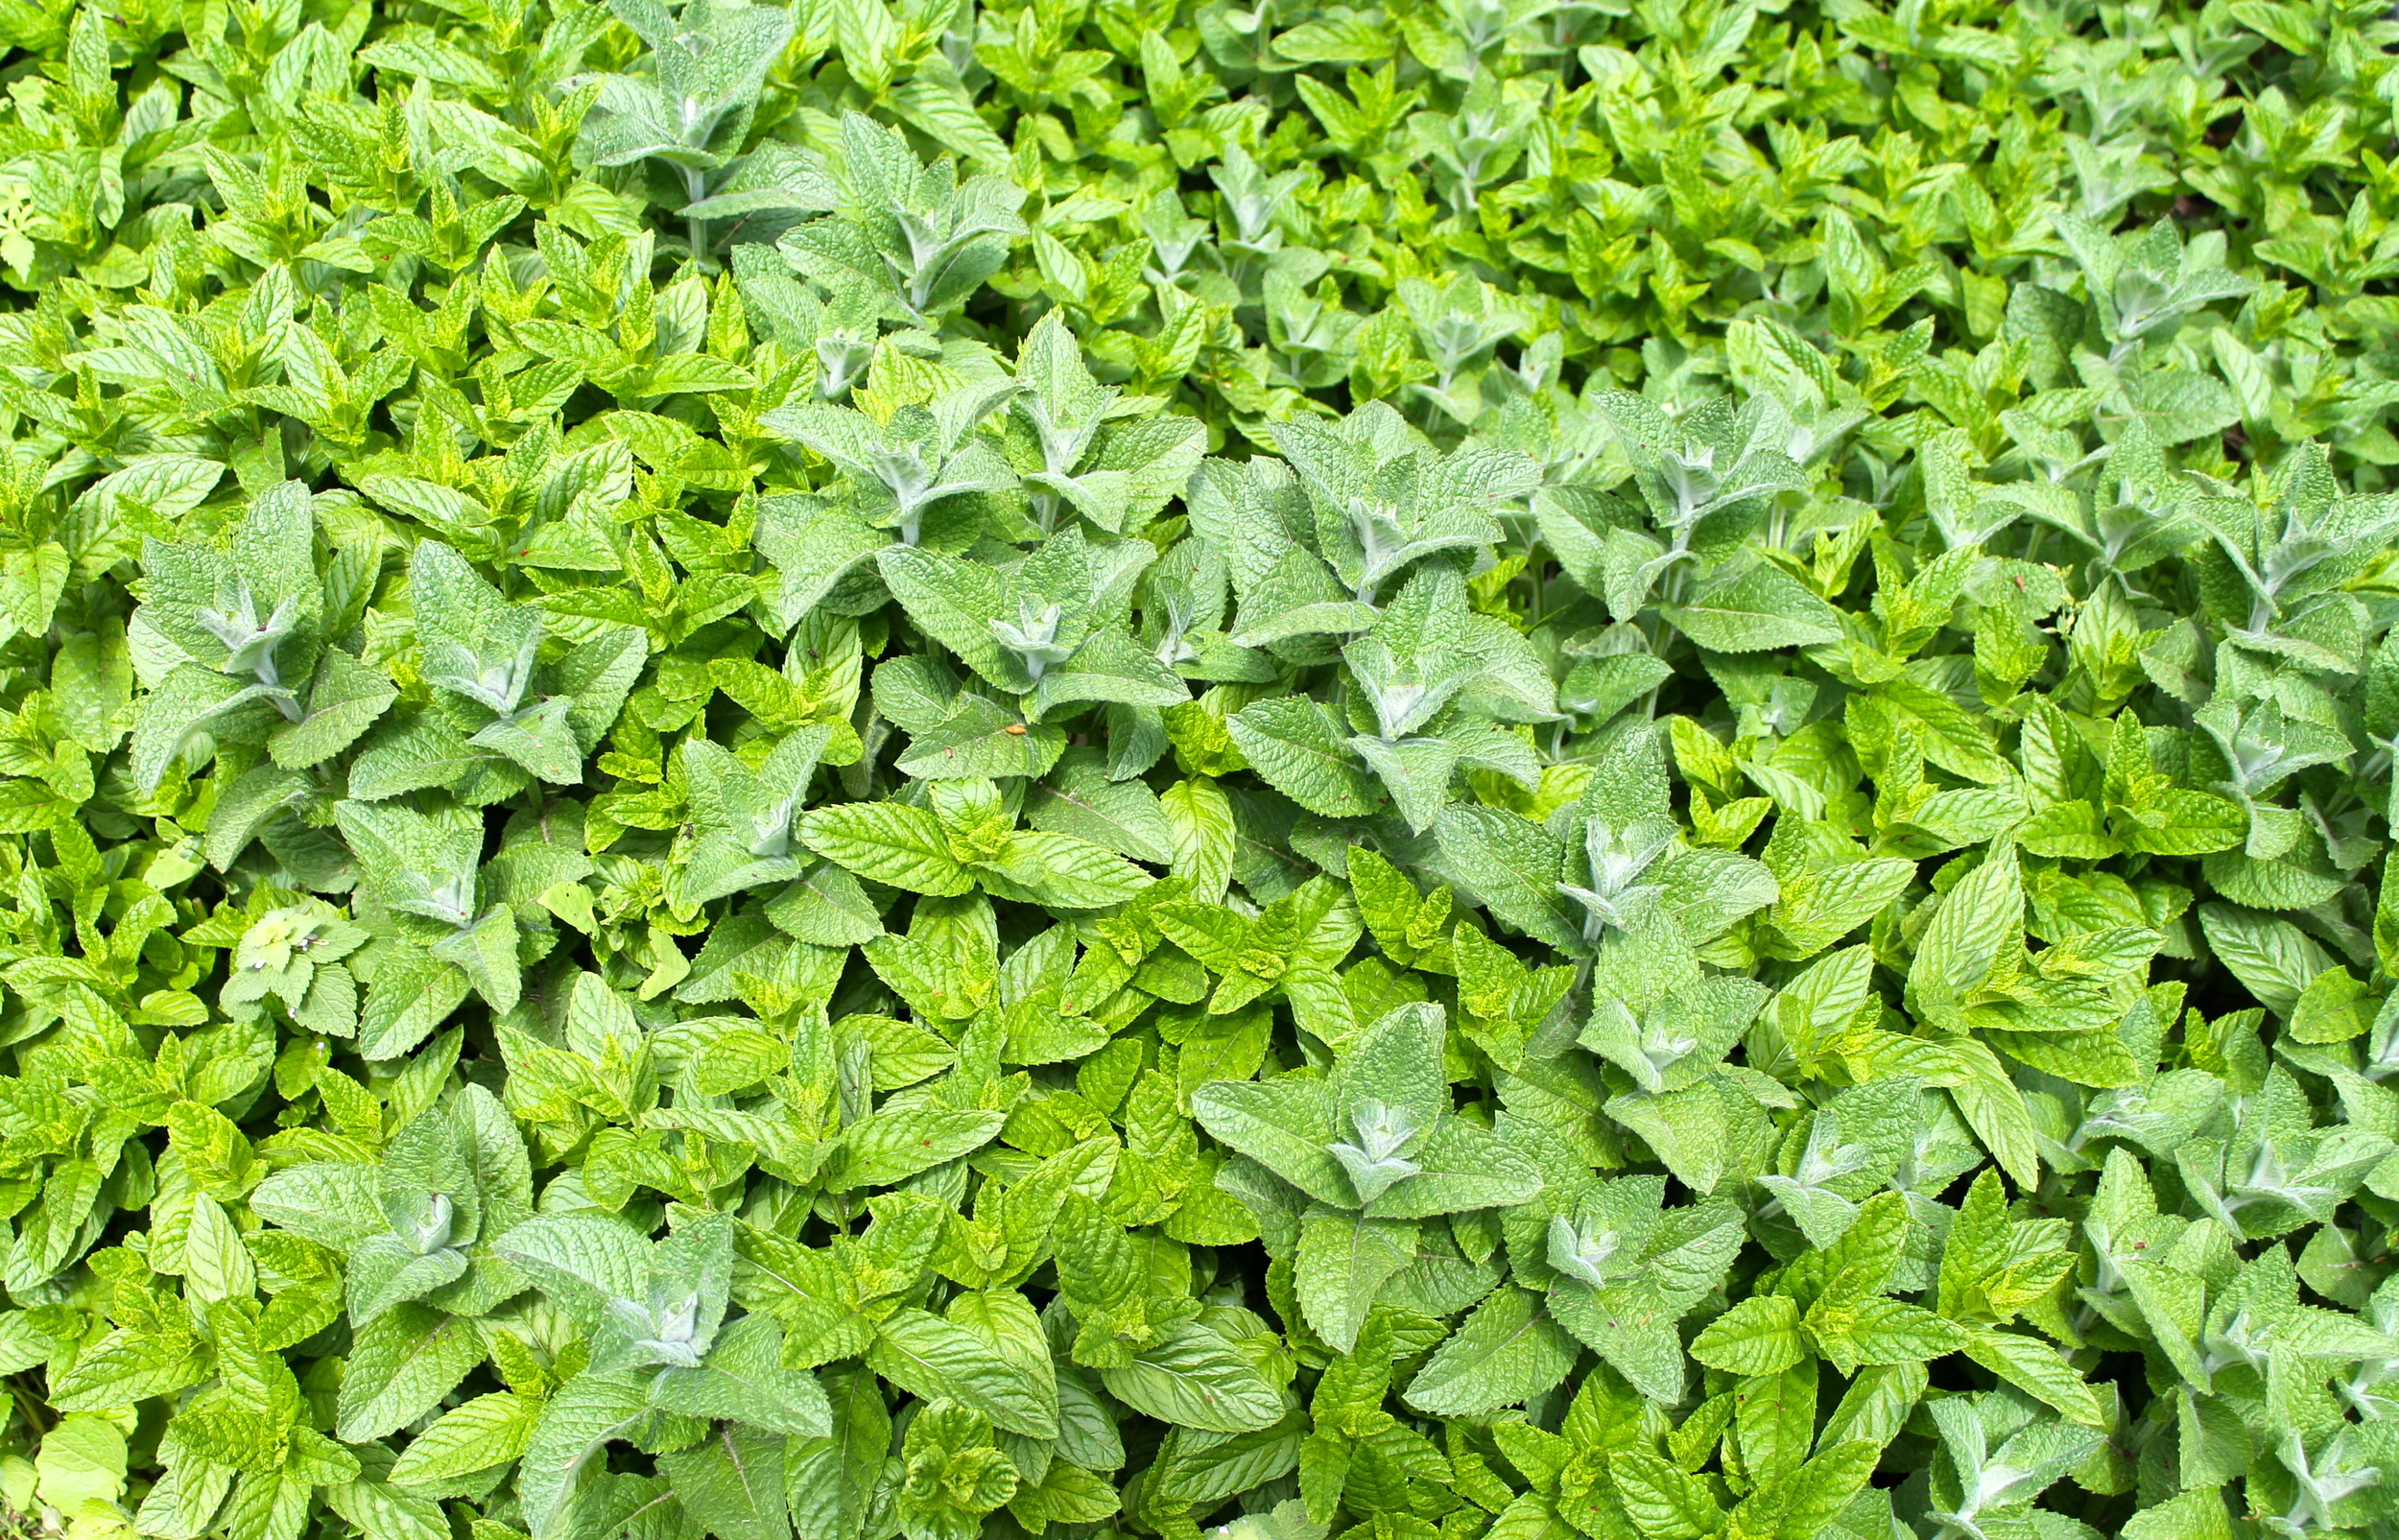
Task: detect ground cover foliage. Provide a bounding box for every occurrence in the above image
[3,1,2399,1539]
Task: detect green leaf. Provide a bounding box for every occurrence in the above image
[1661,563,1844,652]
[389,1393,540,1485]
[518,1371,652,1540]
[1190,1077,1347,1206]
[650,1316,833,1438]
[658,1429,790,1540]
[272,650,397,769]
[1403,1287,1580,1417]
[1226,698,1378,817]
[799,804,975,895]
[1960,1328,2107,1429]
[867,1308,1059,1439]
[1689,1295,1806,1378]
[335,1307,488,1443]
[1295,1208,1418,1354]
[1099,1317,1285,1433]
[1905,845,2021,1029]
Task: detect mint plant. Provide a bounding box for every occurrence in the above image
[7,5,2399,1540]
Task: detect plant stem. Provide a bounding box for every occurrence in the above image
[684,168,709,270]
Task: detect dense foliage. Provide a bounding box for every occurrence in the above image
[2,3,2399,1540]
